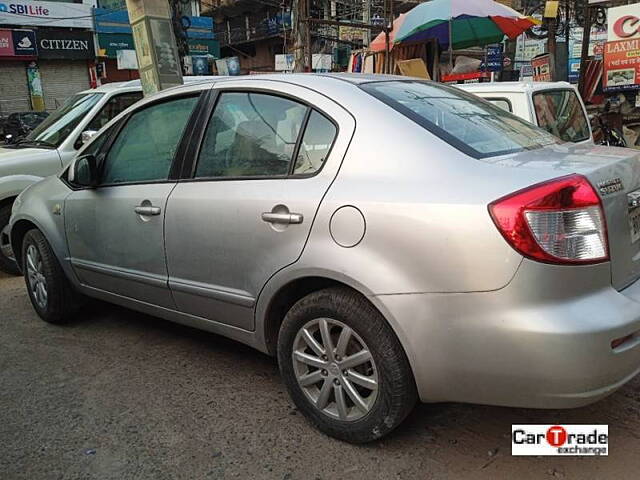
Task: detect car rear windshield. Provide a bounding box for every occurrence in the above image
[361,81,558,159]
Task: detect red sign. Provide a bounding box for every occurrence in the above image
[0,29,14,56]
[603,38,640,90]
[531,54,552,82]
[441,71,490,83]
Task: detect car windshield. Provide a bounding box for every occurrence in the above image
[361,81,558,159]
[25,93,104,148]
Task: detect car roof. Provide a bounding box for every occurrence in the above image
[76,75,223,95]
[457,81,575,94]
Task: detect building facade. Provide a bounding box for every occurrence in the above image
[0,0,97,114]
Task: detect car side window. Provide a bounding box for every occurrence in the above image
[195,92,307,178]
[85,92,144,132]
[293,110,337,175]
[101,95,198,185]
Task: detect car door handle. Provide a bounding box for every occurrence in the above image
[134,205,161,216]
[261,212,303,225]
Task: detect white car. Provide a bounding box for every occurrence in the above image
[0,77,217,274]
[458,81,593,144]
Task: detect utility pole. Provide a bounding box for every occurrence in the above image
[363,0,371,47]
[293,0,308,72]
[125,0,183,95]
[578,1,592,95]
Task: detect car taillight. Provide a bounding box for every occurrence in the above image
[488,174,609,264]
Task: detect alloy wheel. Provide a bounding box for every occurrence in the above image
[26,244,47,309]
[292,317,379,421]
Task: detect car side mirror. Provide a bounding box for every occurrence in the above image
[68,154,98,188]
[80,130,99,145]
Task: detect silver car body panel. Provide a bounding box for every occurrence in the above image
[10,74,640,409]
[165,79,356,330]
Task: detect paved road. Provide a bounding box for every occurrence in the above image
[2,271,640,480]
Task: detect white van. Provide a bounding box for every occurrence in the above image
[0,77,217,273]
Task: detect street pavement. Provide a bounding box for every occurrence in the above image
[2,270,640,480]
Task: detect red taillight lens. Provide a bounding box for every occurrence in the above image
[489,174,609,264]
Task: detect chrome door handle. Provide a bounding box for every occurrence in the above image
[261,212,303,225]
[135,205,161,216]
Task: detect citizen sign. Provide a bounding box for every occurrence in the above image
[40,39,89,51]
[36,30,94,59]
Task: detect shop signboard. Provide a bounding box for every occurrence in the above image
[0,1,94,29]
[36,29,95,60]
[312,53,332,72]
[187,38,219,58]
[98,33,135,57]
[603,38,640,91]
[531,53,552,81]
[568,58,581,83]
[275,54,294,71]
[192,55,210,75]
[0,29,12,56]
[0,28,36,57]
[608,3,640,42]
[486,44,503,72]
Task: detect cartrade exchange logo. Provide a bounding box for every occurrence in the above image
[512,425,608,456]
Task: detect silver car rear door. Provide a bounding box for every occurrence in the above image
[164,79,356,330]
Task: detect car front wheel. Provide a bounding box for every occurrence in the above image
[278,287,417,443]
[22,229,83,323]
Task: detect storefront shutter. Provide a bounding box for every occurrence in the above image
[39,60,90,111]
[0,62,30,115]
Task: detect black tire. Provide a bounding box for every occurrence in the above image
[0,203,20,275]
[22,229,83,324]
[278,287,417,443]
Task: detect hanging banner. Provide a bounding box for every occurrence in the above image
[26,61,45,111]
[603,39,640,91]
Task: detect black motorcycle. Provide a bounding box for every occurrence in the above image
[2,111,49,145]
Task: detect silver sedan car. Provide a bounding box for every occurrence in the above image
[9,74,640,443]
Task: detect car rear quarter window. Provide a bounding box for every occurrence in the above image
[293,110,337,175]
[195,92,308,178]
[532,89,590,143]
[362,81,557,159]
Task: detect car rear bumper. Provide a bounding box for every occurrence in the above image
[372,259,640,408]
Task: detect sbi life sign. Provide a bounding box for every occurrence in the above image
[0,1,94,29]
[0,3,50,15]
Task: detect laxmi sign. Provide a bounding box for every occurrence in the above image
[0,1,94,29]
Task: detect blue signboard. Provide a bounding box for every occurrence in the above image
[11,29,37,56]
[94,8,214,39]
[486,44,503,72]
[568,58,580,84]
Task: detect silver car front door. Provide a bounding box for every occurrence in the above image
[65,94,201,308]
[165,81,355,330]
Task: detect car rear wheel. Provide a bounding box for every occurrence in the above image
[278,287,417,443]
[22,229,83,323]
[0,204,20,275]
